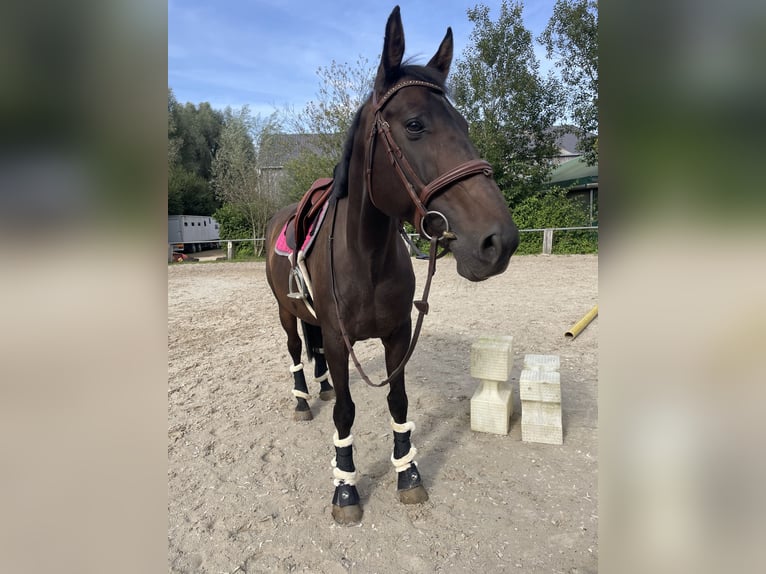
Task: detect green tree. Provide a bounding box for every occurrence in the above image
[539,0,598,164]
[168,87,182,167]
[169,166,217,215]
[174,101,224,179]
[167,89,224,215]
[281,57,375,201]
[212,203,256,258]
[451,1,564,206]
[211,106,283,254]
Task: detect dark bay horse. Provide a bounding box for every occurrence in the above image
[265,6,519,524]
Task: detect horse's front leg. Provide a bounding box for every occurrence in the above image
[384,321,429,504]
[324,337,362,524]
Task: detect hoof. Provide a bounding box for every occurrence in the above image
[293,409,313,421]
[319,389,335,401]
[399,484,429,504]
[331,482,361,523]
[332,504,363,524]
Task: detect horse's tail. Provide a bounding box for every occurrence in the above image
[301,321,321,364]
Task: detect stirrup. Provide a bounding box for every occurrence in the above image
[287,266,306,299]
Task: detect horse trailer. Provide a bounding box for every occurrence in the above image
[168,215,221,253]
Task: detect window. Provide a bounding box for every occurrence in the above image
[184,222,188,226]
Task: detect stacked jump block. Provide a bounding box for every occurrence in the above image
[520,354,562,445]
[469,336,514,435]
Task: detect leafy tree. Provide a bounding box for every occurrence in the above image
[281,57,375,201]
[174,101,224,179]
[168,178,183,216]
[169,165,217,215]
[167,89,223,215]
[451,1,564,207]
[212,203,256,258]
[282,151,338,203]
[539,0,598,164]
[211,106,283,254]
[168,88,182,167]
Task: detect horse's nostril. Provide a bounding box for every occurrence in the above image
[481,233,499,259]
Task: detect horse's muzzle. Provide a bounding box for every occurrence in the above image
[453,221,519,281]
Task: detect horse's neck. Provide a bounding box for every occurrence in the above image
[341,180,402,267]
[339,112,406,267]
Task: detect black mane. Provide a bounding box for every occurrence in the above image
[331,104,365,200]
[331,63,447,200]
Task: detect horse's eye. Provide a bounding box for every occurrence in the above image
[405,119,425,134]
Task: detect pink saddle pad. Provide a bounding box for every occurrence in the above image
[274,201,330,257]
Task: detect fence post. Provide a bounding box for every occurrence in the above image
[168,243,173,263]
[227,241,233,260]
[542,229,553,255]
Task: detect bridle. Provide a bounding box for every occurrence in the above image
[329,79,495,388]
[365,79,494,239]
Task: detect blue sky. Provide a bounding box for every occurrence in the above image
[168,1,558,116]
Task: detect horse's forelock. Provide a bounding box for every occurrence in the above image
[397,63,447,89]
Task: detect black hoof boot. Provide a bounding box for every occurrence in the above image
[293,398,312,421]
[331,483,362,524]
[397,465,429,504]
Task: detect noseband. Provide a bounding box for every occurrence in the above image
[365,79,494,238]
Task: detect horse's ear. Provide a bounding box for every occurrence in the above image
[375,6,405,95]
[427,27,453,80]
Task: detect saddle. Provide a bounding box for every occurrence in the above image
[274,178,334,316]
[285,177,334,253]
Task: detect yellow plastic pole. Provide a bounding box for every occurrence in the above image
[565,304,598,339]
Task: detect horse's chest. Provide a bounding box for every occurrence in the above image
[375,285,412,320]
[348,275,415,338]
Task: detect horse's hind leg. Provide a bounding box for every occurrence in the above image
[315,352,335,400]
[279,308,313,421]
[384,322,429,504]
[302,323,335,401]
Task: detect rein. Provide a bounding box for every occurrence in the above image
[329,79,494,388]
[329,200,441,388]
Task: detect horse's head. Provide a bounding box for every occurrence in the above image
[365,6,519,281]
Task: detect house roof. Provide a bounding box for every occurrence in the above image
[555,130,581,155]
[261,125,594,164]
[549,125,596,158]
[259,133,328,168]
[546,156,598,189]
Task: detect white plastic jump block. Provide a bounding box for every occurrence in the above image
[520,367,563,445]
[470,336,514,435]
[470,336,514,381]
[523,353,560,372]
